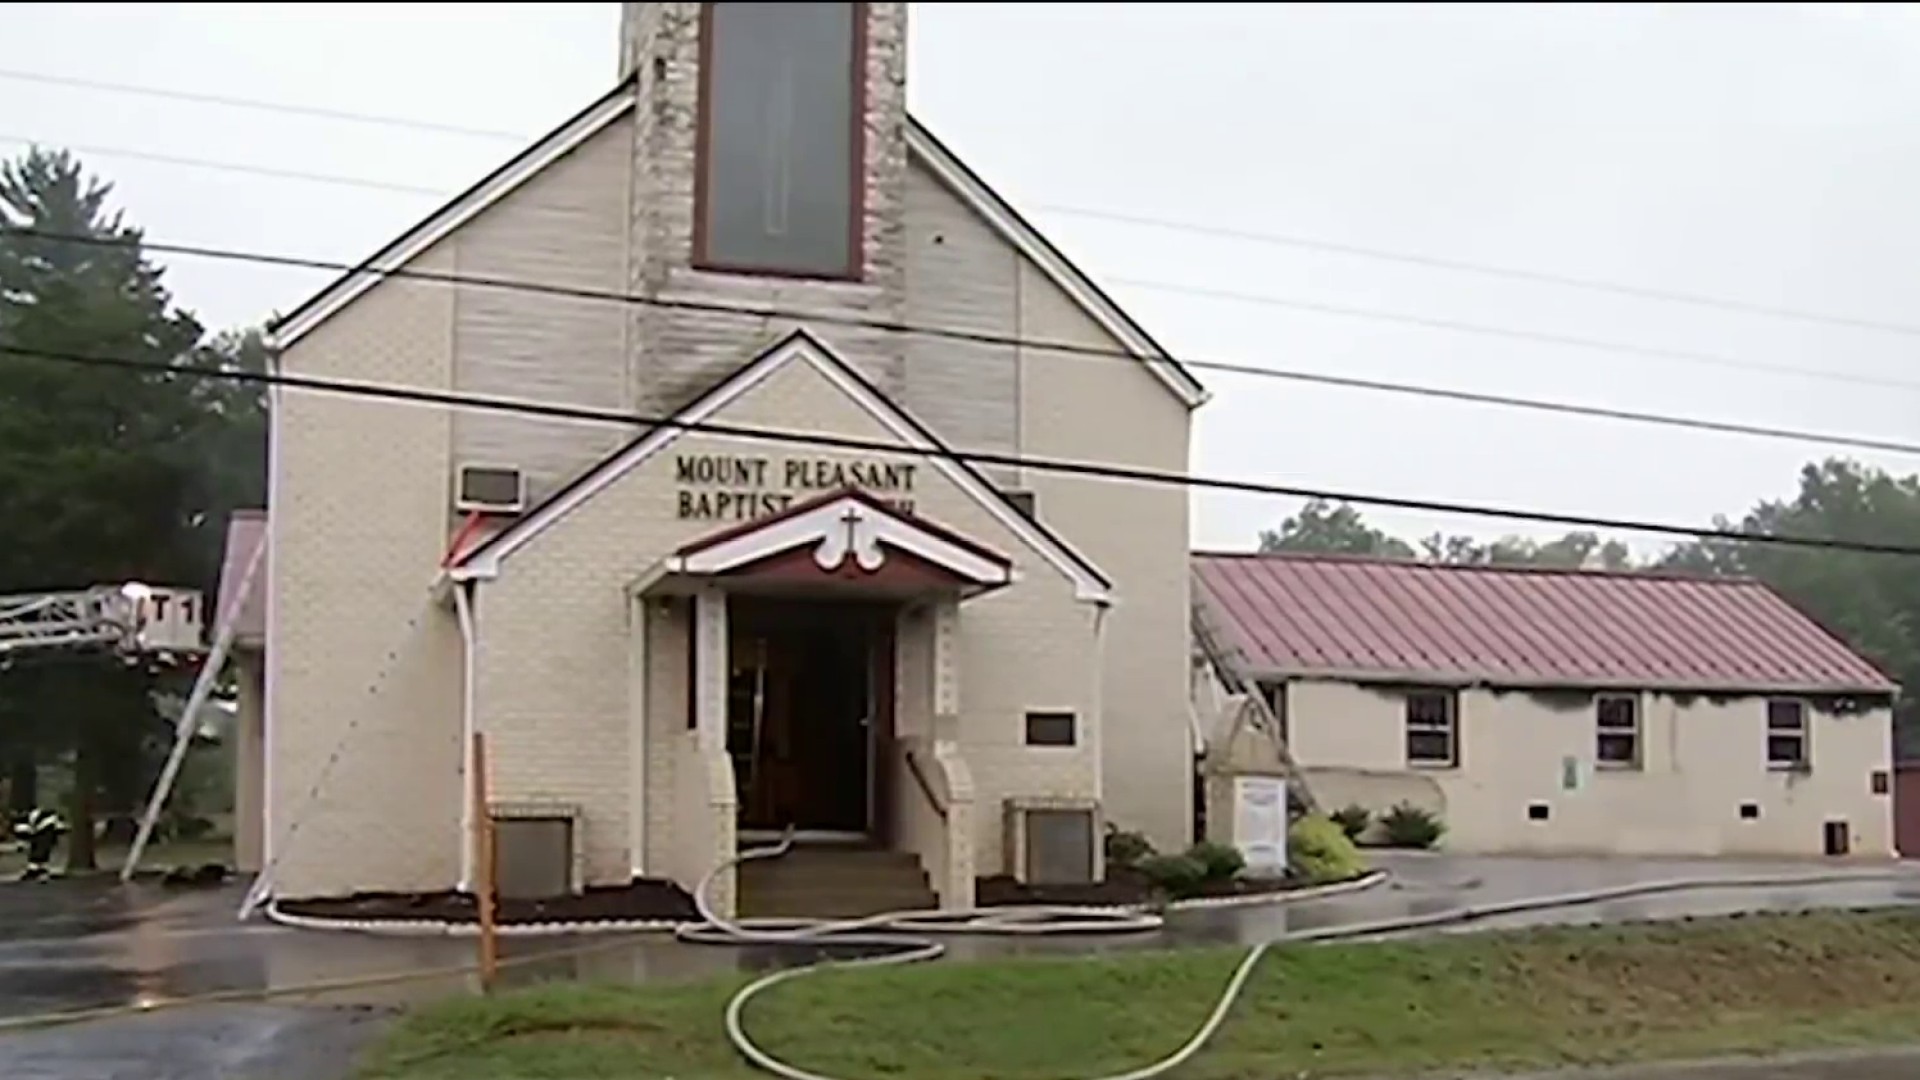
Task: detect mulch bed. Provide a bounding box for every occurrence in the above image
[975,865,1312,908]
[280,868,1342,925]
[277,877,699,925]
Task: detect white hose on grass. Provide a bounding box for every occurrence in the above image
[676,834,1920,1080]
[673,832,1259,1080]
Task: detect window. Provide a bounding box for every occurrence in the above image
[1404,691,1457,767]
[1001,490,1038,520]
[695,2,864,279]
[1595,695,1640,768]
[1259,681,1290,746]
[1025,711,1076,747]
[1766,699,1809,769]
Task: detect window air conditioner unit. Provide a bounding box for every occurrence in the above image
[1003,796,1102,885]
[456,465,527,515]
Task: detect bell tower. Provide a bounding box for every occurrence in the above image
[618,2,910,412]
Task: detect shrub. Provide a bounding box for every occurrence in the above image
[1137,853,1208,899]
[1186,840,1246,882]
[1104,824,1155,869]
[1287,814,1365,884]
[1380,802,1445,849]
[1330,804,1372,842]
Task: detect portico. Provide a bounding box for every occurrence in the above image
[627,488,1007,913]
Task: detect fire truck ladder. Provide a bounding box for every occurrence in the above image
[0,541,257,882]
[0,587,146,657]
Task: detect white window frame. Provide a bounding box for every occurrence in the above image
[1594,693,1642,770]
[1404,689,1459,768]
[1765,698,1811,771]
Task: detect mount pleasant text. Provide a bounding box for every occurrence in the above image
[674,453,918,521]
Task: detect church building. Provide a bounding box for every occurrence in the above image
[237,2,1207,914]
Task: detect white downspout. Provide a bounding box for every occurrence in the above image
[453,579,478,892]
[1091,600,1108,875]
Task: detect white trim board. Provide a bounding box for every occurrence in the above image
[668,492,1014,586]
[263,84,1205,411]
[458,331,1112,604]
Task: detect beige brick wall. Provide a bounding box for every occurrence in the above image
[1290,679,1896,858]
[476,349,1098,885]
[270,245,464,898]
[1017,262,1196,854]
[901,163,1020,489]
[452,115,635,502]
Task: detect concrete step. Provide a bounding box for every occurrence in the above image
[738,846,934,918]
[738,888,936,919]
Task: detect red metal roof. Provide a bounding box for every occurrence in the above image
[1192,551,1896,693]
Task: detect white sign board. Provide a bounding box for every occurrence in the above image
[131,588,205,654]
[1231,775,1288,876]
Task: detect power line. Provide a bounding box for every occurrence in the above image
[13,225,1920,462]
[8,62,1915,340]
[0,68,526,142]
[1097,277,1920,395]
[1,339,1914,559]
[1038,205,1920,341]
[0,134,444,197]
[0,136,1907,396]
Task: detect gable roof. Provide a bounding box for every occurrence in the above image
[264,82,1207,410]
[1192,551,1897,695]
[455,328,1113,604]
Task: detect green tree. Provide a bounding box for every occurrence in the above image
[1420,530,1634,570]
[1259,499,1417,558]
[1261,500,1634,571]
[0,148,264,866]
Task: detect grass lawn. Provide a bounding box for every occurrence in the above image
[359,909,1920,1080]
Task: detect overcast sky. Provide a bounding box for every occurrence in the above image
[9,2,1920,553]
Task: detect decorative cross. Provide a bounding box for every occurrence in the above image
[839,505,865,552]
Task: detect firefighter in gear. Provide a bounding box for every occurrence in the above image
[13,808,66,881]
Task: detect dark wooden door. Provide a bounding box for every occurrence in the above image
[1896,766,1920,857]
[730,600,885,835]
[867,613,897,846]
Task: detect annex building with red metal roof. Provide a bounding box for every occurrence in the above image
[1192,550,1900,859]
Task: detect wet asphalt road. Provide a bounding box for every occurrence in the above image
[0,853,1916,1079]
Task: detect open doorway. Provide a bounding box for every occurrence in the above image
[727,599,895,841]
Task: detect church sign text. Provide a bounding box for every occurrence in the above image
[673,454,918,521]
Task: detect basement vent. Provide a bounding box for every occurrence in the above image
[1004,797,1099,886]
[456,465,527,514]
[494,815,575,900]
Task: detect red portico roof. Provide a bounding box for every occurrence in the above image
[1192,551,1897,694]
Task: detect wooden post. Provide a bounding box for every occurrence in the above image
[471,731,498,991]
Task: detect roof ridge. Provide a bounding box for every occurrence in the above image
[1190,548,1760,587]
